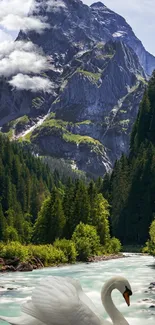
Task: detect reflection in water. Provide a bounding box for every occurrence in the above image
[0,254,155,325]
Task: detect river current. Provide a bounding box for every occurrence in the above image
[0,254,155,325]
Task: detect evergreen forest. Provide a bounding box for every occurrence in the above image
[102,72,155,248]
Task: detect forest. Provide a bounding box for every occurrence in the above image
[102,72,155,248]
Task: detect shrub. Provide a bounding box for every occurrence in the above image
[28,245,67,266]
[104,237,122,254]
[0,242,29,261]
[72,223,101,261]
[54,239,77,263]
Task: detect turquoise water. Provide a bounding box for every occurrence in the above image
[0,254,155,325]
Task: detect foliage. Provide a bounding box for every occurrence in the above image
[143,220,155,255]
[105,237,122,254]
[54,239,77,263]
[28,244,67,266]
[0,241,29,261]
[76,69,101,83]
[72,223,101,261]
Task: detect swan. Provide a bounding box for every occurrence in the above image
[0,275,132,325]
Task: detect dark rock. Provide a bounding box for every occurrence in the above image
[0,265,16,272]
[29,257,44,269]
[5,257,20,267]
[16,262,33,272]
[149,305,155,309]
[0,258,4,265]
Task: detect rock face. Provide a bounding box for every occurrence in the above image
[0,0,154,176]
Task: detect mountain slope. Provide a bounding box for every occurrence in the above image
[0,0,154,177]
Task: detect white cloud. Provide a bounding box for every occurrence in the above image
[0,40,50,76]
[0,0,32,18]
[0,40,37,57]
[47,0,66,10]
[9,74,54,93]
[1,14,50,32]
[0,0,50,33]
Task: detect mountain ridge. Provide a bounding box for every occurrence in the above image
[0,0,153,177]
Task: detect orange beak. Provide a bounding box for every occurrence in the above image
[123,292,130,306]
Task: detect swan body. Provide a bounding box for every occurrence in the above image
[0,276,132,325]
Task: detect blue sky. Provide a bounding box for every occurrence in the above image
[0,0,155,55]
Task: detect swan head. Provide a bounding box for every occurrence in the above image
[101,276,132,307]
[113,276,132,306]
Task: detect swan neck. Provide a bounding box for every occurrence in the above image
[101,282,128,325]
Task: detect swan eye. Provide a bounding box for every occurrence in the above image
[125,286,132,296]
[123,286,132,306]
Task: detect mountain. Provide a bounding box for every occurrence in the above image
[0,0,154,177]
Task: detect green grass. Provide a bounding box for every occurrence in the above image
[76,120,92,125]
[119,119,130,126]
[96,42,105,49]
[41,118,68,129]
[7,115,29,128]
[63,132,101,146]
[120,110,127,114]
[18,131,33,143]
[31,118,102,148]
[76,69,101,83]
[32,97,44,109]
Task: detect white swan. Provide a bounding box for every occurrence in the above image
[0,276,132,325]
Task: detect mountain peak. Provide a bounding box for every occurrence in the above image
[90,2,106,9]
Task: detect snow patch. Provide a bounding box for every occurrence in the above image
[112,31,127,38]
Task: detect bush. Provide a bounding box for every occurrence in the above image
[27,245,67,266]
[0,243,68,266]
[72,223,101,261]
[54,239,77,263]
[0,242,29,261]
[143,220,155,256]
[104,237,122,254]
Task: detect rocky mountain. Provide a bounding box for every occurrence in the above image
[0,0,154,177]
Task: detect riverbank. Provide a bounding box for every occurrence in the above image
[87,253,125,262]
[0,253,125,272]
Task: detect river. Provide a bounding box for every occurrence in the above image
[0,254,155,325]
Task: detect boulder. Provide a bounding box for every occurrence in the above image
[16,262,33,272]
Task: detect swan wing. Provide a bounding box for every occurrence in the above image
[0,313,45,325]
[22,276,102,325]
[64,277,99,316]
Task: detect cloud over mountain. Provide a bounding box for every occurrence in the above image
[0,40,52,92]
[0,0,49,33]
[9,74,54,92]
